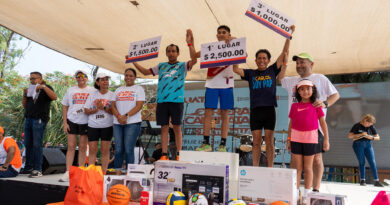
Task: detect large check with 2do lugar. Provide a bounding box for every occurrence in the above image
[245,0,295,39]
[125,36,162,63]
[200,37,246,69]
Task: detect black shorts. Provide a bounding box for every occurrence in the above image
[67,119,88,135]
[87,126,113,141]
[250,106,276,131]
[156,102,184,126]
[316,130,325,153]
[291,141,319,156]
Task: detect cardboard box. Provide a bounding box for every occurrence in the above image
[127,164,155,178]
[306,192,347,205]
[238,166,297,205]
[153,161,229,205]
[125,172,152,202]
[180,150,239,198]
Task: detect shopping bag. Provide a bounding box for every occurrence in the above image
[64,165,104,205]
[371,191,390,205]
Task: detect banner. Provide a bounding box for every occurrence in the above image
[125,36,162,63]
[245,0,295,39]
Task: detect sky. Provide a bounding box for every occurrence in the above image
[13,38,146,84]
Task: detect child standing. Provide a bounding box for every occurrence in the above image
[287,79,330,197]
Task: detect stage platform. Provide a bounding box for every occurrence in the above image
[0,174,389,205]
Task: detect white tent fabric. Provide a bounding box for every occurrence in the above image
[1,0,390,80]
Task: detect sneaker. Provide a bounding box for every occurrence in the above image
[374,181,384,187]
[20,168,33,174]
[360,179,366,186]
[29,170,43,178]
[59,171,69,182]
[217,145,227,152]
[176,155,180,161]
[159,155,169,160]
[196,144,212,152]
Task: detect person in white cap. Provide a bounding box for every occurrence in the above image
[280,53,339,192]
[84,73,115,173]
[287,79,329,198]
[59,70,95,182]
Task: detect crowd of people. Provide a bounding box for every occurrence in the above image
[0,25,384,197]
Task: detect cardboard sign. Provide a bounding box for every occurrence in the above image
[125,36,162,63]
[245,0,295,39]
[200,37,246,68]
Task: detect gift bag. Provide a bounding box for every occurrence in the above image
[64,165,104,205]
[371,191,390,205]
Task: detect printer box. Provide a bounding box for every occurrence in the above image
[239,166,297,205]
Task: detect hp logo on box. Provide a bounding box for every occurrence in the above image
[240,170,246,176]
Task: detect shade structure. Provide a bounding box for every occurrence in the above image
[1,0,390,80]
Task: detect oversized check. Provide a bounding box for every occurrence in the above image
[245,0,295,39]
[200,37,246,69]
[125,36,162,63]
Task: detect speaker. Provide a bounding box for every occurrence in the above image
[42,148,66,175]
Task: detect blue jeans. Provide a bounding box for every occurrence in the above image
[353,140,379,180]
[113,123,141,169]
[0,166,19,178]
[24,117,47,171]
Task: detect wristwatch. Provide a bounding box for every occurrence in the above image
[323,101,328,108]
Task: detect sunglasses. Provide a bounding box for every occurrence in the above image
[75,74,87,78]
[30,77,40,80]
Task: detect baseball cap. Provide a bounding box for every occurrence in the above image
[0,126,4,134]
[292,53,314,62]
[296,79,314,89]
[95,72,111,80]
[75,70,88,76]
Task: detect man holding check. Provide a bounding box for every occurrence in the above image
[132,30,197,160]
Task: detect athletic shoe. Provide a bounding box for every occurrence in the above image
[176,155,180,161]
[217,145,227,152]
[360,180,366,186]
[59,171,69,182]
[159,155,169,160]
[20,168,33,174]
[195,144,212,152]
[29,170,43,178]
[374,181,384,187]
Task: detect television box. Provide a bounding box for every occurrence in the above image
[127,164,155,178]
[306,192,347,205]
[238,166,297,205]
[153,161,229,205]
[180,150,239,198]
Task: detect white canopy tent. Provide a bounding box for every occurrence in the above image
[1,0,390,80]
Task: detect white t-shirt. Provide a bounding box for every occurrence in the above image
[281,73,339,118]
[84,90,116,128]
[62,86,95,124]
[205,65,234,88]
[113,85,145,124]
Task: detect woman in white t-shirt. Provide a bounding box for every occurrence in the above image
[112,68,145,173]
[60,70,95,182]
[84,73,115,173]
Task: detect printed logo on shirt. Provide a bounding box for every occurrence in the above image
[117,91,135,101]
[297,107,308,112]
[252,75,272,89]
[72,93,90,104]
[92,99,111,108]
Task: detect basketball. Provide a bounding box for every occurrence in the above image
[166,191,187,205]
[228,198,246,205]
[188,193,208,205]
[270,201,288,205]
[106,184,131,205]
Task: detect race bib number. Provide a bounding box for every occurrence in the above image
[125,36,162,63]
[200,37,246,69]
[96,114,105,120]
[245,0,295,39]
